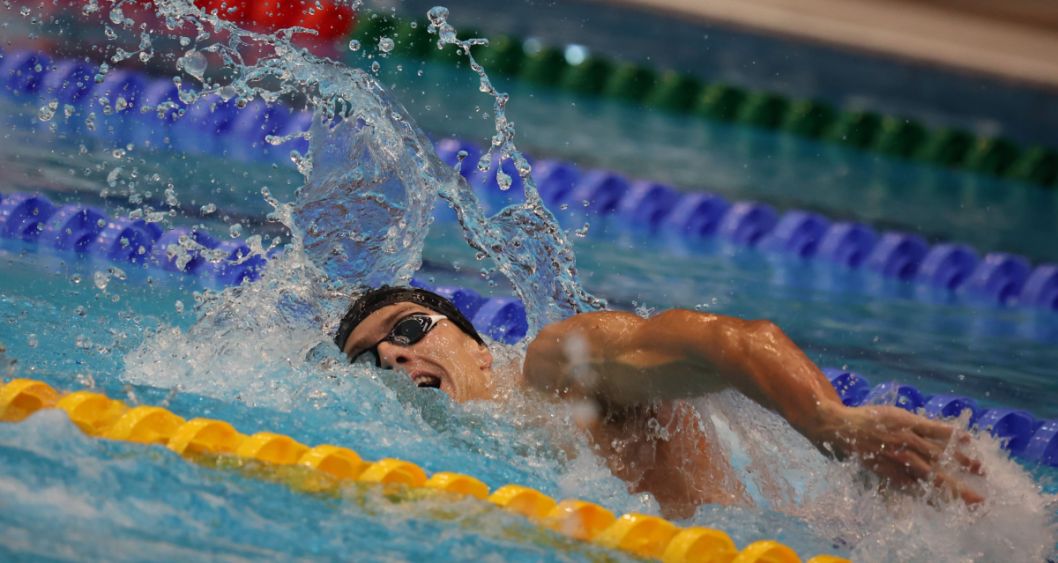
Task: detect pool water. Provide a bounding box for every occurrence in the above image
[2,2,1058,561]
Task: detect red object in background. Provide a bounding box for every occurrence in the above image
[294,1,357,40]
[246,1,357,40]
[194,0,251,26]
[249,0,299,31]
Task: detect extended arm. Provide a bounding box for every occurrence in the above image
[525,309,840,441]
[524,309,982,502]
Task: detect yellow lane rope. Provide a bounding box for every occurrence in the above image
[0,378,849,562]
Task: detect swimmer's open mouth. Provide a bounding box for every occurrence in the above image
[412,373,442,389]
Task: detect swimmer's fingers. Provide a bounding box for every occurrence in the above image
[907,428,986,477]
[900,451,984,505]
[952,448,985,476]
[930,468,985,505]
[909,417,958,441]
[902,432,942,462]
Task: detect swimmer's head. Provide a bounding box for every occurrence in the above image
[335,286,494,401]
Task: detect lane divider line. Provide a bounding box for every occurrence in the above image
[3,50,1055,313]
[0,377,847,563]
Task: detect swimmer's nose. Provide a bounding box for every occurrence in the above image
[375,341,409,369]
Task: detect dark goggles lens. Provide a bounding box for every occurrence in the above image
[350,314,443,366]
[388,315,434,345]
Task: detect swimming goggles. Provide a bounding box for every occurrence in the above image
[350,313,447,367]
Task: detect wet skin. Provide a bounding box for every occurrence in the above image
[342,305,983,519]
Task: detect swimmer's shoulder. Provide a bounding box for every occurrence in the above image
[528,310,642,353]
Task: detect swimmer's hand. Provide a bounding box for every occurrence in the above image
[811,402,985,504]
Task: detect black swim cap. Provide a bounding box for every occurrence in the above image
[334,285,485,353]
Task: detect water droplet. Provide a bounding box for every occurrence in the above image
[93,270,111,291]
[348,39,360,52]
[178,50,208,82]
[37,100,58,122]
[497,170,512,191]
[427,6,449,25]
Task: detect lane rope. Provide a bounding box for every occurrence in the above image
[0,377,848,563]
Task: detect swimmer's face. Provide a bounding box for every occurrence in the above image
[340,302,495,402]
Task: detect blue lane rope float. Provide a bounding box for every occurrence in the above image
[2,49,1057,314]
[2,189,1057,468]
[440,148,1057,312]
[0,192,265,286]
[821,367,1055,466]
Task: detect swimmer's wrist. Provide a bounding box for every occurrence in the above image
[799,398,850,454]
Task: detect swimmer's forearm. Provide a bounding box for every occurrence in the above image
[525,309,844,444]
[673,311,845,445]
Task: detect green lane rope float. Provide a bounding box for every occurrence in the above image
[350,13,1058,190]
[0,378,849,563]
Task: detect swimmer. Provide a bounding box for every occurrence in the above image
[335,285,983,518]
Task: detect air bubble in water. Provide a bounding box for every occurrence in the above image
[348,39,361,51]
[378,37,395,53]
[229,223,243,238]
[200,203,217,215]
[27,334,38,349]
[370,61,381,73]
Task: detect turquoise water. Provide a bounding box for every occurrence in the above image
[2,2,1058,561]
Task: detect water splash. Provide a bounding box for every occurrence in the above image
[96,0,603,329]
[425,6,605,329]
[697,391,1058,561]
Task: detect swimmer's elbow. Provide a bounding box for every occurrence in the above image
[524,325,567,393]
[524,312,639,394]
